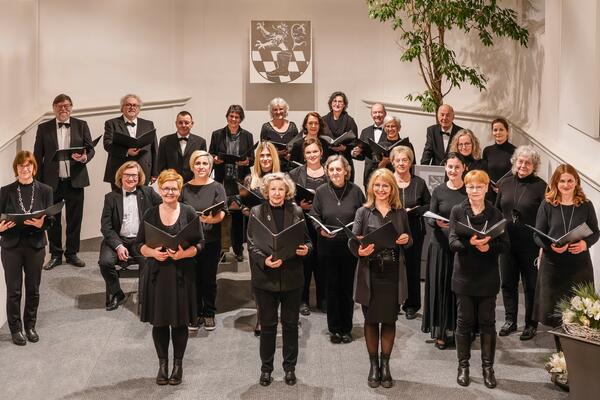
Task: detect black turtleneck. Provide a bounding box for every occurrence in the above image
[270,204,285,233]
[482,141,516,182]
[496,173,547,228]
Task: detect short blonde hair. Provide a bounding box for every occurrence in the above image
[260,172,296,200]
[189,150,213,172]
[464,170,490,186]
[364,168,402,209]
[114,161,145,189]
[157,169,183,191]
[389,145,414,165]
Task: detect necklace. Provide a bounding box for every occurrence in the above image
[560,204,575,235]
[329,183,347,206]
[17,182,35,213]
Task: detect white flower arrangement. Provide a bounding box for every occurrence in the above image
[559,283,600,342]
[545,352,567,375]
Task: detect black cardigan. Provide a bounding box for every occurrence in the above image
[208,127,255,184]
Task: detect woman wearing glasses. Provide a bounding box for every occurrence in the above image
[449,129,486,173]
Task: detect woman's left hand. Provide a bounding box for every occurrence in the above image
[331,144,346,152]
[296,244,309,256]
[200,211,224,225]
[378,156,390,168]
[24,215,45,229]
[568,240,588,254]
[396,233,409,245]
[235,159,250,167]
[168,244,195,260]
[299,199,312,211]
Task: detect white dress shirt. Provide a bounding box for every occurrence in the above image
[119,189,140,238]
[56,119,71,178]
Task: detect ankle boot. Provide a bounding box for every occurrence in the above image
[156,359,169,385]
[455,334,471,386]
[481,334,497,388]
[168,359,183,385]
[380,353,393,388]
[367,353,380,388]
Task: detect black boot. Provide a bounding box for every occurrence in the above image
[156,359,169,385]
[481,334,497,388]
[455,334,471,386]
[368,353,380,388]
[168,359,183,385]
[380,353,393,388]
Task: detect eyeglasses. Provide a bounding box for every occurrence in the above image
[55,103,72,110]
[466,185,486,191]
[457,143,472,148]
[123,173,139,180]
[161,187,179,193]
[124,103,139,109]
[395,158,411,165]
[17,164,33,170]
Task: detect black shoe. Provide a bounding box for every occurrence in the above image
[380,353,393,388]
[520,326,537,341]
[317,301,327,313]
[498,321,517,336]
[434,340,447,350]
[341,333,353,344]
[299,303,311,316]
[254,321,261,337]
[405,308,417,320]
[43,257,62,270]
[25,328,39,343]
[11,331,27,346]
[235,253,244,262]
[368,354,380,388]
[259,372,272,386]
[284,370,297,386]
[66,256,86,268]
[330,332,342,344]
[156,359,169,385]
[168,359,183,385]
[105,292,126,311]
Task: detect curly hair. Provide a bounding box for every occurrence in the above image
[260,172,296,200]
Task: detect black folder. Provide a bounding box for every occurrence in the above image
[294,184,315,204]
[339,219,398,250]
[51,135,103,162]
[113,129,156,149]
[236,183,265,208]
[251,217,306,261]
[1,201,64,225]
[309,215,353,235]
[196,201,225,217]
[353,138,373,159]
[525,222,593,247]
[217,141,259,164]
[143,217,202,250]
[319,131,356,147]
[455,219,508,239]
[368,137,410,158]
[270,140,293,152]
[490,170,513,188]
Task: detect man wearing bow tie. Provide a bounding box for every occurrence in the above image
[103,94,158,189]
[34,94,95,270]
[351,103,386,186]
[99,161,161,311]
[420,104,464,165]
[157,111,206,182]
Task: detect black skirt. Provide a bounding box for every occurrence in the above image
[533,250,594,327]
[362,259,399,324]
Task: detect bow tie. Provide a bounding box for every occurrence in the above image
[125,121,136,127]
[441,131,451,136]
[58,122,71,128]
[178,137,189,142]
[125,190,137,197]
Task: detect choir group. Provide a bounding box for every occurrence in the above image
[0,92,597,389]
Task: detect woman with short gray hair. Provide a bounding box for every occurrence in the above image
[260,97,299,172]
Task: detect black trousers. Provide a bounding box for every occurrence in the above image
[230,210,245,256]
[49,179,84,258]
[254,286,302,373]
[195,240,221,317]
[403,232,425,311]
[456,294,496,336]
[301,227,325,307]
[98,237,140,304]
[1,246,45,333]
[322,253,356,334]
[500,244,539,327]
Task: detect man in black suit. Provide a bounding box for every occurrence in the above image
[351,103,386,186]
[420,104,464,165]
[157,111,206,182]
[34,94,95,270]
[103,94,158,189]
[99,161,162,311]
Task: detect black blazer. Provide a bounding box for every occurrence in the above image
[420,123,463,165]
[33,117,95,190]
[208,127,254,183]
[247,201,312,292]
[356,125,383,186]
[103,116,157,184]
[157,133,207,182]
[0,180,54,249]
[100,185,162,250]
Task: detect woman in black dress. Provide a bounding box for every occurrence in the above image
[246,172,311,387]
[322,91,358,181]
[482,118,516,201]
[0,151,53,346]
[138,169,204,385]
[390,146,431,319]
[289,137,328,315]
[533,164,599,333]
[421,152,467,349]
[350,168,412,389]
[449,129,487,173]
[208,104,254,262]
[289,112,332,165]
[181,151,227,332]
[260,97,299,172]
[449,170,509,389]
[310,154,365,343]
[495,146,546,340]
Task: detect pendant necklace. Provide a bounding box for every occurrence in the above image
[329,184,347,206]
[560,204,575,235]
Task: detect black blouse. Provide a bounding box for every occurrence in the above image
[399,176,431,237]
[180,181,227,243]
[428,183,467,246]
[482,141,516,182]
